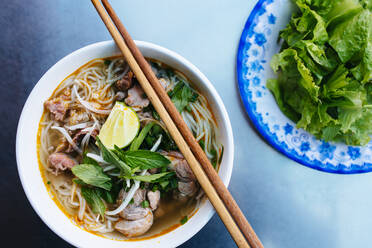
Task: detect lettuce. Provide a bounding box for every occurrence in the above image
[268,0,372,145]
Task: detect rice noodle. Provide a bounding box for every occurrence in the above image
[65,122,92,131]
[81,121,99,150]
[125,178,131,188]
[86,153,109,164]
[73,86,111,115]
[151,135,162,152]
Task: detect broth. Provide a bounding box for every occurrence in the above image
[37,56,221,240]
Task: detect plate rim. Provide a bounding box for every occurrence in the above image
[236,0,372,174]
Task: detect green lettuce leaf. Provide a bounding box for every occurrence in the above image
[268,0,372,146]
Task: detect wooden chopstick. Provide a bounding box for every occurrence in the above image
[100,1,263,248]
[91,1,259,247]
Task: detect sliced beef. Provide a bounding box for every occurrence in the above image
[162,151,198,197]
[66,127,99,153]
[163,151,184,159]
[44,98,69,121]
[178,181,197,196]
[162,151,196,182]
[48,152,77,173]
[117,188,146,207]
[119,204,150,220]
[115,71,134,91]
[114,91,126,101]
[147,190,160,211]
[137,111,153,120]
[115,209,153,238]
[174,159,196,182]
[125,84,150,111]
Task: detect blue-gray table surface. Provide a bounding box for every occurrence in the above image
[2,0,372,247]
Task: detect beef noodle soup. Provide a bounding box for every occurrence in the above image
[38,56,223,240]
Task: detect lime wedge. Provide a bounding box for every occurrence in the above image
[98,102,140,149]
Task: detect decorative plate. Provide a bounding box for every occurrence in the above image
[237,0,372,174]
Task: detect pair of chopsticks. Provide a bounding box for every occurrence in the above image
[91,1,263,247]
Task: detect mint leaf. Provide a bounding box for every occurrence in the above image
[71,164,112,191]
[129,172,174,182]
[96,137,131,175]
[123,150,170,169]
[81,187,106,216]
[170,81,198,113]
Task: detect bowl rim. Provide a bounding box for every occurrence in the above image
[16,40,234,247]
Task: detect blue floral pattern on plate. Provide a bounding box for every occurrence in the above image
[237,0,372,174]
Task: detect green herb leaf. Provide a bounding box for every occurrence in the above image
[218,145,224,165]
[159,181,169,189]
[71,164,112,191]
[130,122,155,151]
[141,200,150,208]
[123,150,170,169]
[129,172,174,183]
[113,145,126,161]
[152,184,159,192]
[199,140,205,150]
[96,137,131,175]
[81,187,106,217]
[180,216,188,225]
[72,178,88,186]
[95,188,114,204]
[170,81,198,113]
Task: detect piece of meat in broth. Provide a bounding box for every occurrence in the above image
[125,84,150,111]
[147,190,160,211]
[114,91,126,101]
[65,127,99,153]
[119,204,151,221]
[163,151,196,182]
[48,152,77,173]
[117,188,146,207]
[115,209,153,238]
[44,98,69,121]
[162,151,198,197]
[178,181,197,196]
[116,71,134,91]
[174,159,196,182]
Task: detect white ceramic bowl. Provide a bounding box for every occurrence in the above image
[16,40,234,248]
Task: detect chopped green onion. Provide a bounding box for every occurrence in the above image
[180,216,188,225]
[141,200,150,208]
